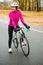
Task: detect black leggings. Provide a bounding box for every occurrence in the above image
[8,26,14,48]
[8,26,19,48]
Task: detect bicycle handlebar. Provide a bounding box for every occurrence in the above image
[16,26,30,32]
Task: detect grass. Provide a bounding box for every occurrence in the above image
[0,10,43,16]
[0,10,43,26]
[30,22,43,26]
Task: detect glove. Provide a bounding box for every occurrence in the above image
[14,26,20,32]
[24,24,30,29]
[14,28,17,32]
[26,25,30,29]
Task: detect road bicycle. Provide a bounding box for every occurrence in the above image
[12,27,30,57]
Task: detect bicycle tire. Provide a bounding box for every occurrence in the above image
[13,38,18,48]
[20,36,30,57]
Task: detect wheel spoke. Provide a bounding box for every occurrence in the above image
[20,37,30,56]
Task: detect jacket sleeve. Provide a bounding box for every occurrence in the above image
[19,11,26,25]
[9,12,16,28]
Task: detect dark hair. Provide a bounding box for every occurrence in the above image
[16,6,18,10]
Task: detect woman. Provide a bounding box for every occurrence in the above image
[8,2,30,53]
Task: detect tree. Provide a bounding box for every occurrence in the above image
[29,0,31,10]
[36,0,41,11]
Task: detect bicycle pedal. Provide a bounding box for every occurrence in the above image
[21,44,26,48]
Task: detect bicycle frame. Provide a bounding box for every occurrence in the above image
[12,27,30,56]
[13,29,23,43]
[12,27,30,43]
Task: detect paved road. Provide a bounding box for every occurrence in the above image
[0,19,43,65]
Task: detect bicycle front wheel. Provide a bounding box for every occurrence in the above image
[13,38,18,48]
[20,36,30,56]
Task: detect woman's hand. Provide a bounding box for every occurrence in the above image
[26,25,30,29]
[24,24,30,29]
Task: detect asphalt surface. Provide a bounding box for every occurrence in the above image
[0,19,43,65]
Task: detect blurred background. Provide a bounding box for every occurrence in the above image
[0,0,43,11]
[0,1,43,65]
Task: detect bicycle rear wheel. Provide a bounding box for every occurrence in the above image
[20,36,30,56]
[13,38,18,48]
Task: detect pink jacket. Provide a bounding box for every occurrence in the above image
[8,10,26,28]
